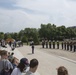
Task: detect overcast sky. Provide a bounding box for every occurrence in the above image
[0,0,76,32]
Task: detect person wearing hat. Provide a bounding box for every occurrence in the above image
[11,58,29,75]
[20,58,29,73]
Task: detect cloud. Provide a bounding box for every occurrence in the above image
[0,7,49,32]
[0,0,76,32]
[0,0,16,9]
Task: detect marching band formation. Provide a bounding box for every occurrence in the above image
[42,39,76,52]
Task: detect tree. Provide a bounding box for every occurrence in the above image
[4,33,12,40]
[39,23,57,40]
[19,28,39,44]
[13,33,18,40]
[21,35,28,42]
[0,32,4,39]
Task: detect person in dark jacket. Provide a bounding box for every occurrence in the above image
[31,41,34,54]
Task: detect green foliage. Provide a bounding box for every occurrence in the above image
[4,33,12,40]
[0,23,76,43]
[0,32,4,39]
[39,23,57,40]
[33,33,39,45]
[21,35,28,42]
[19,28,39,44]
[39,24,76,41]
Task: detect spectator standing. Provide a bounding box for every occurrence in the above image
[57,66,68,75]
[0,40,1,49]
[11,58,29,75]
[11,57,19,69]
[9,41,12,47]
[0,50,13,75]
[25,58,39,75]
[8,52,14,62]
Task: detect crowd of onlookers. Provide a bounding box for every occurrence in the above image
[0,39,23,50]
[0,39,69,75]
[0,49,69,75]
[0,49,39,75]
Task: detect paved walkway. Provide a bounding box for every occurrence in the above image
[1,45,76,75]
[36,45,76,61]
[18,45,76,75]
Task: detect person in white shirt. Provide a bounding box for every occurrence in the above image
[25,58,39,75]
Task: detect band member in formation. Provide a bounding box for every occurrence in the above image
[53,40,55,49]
[41,39,76,52]
[69,41,72,51]
[61,41,63,49]
[64,42,66,50]
[63,41,76,52]
[57,41,59,49]
[73,42,76,52]
[42,40,45,48]
[49,40,51,48]
[67,42,69,50]
[45,40,48,48]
